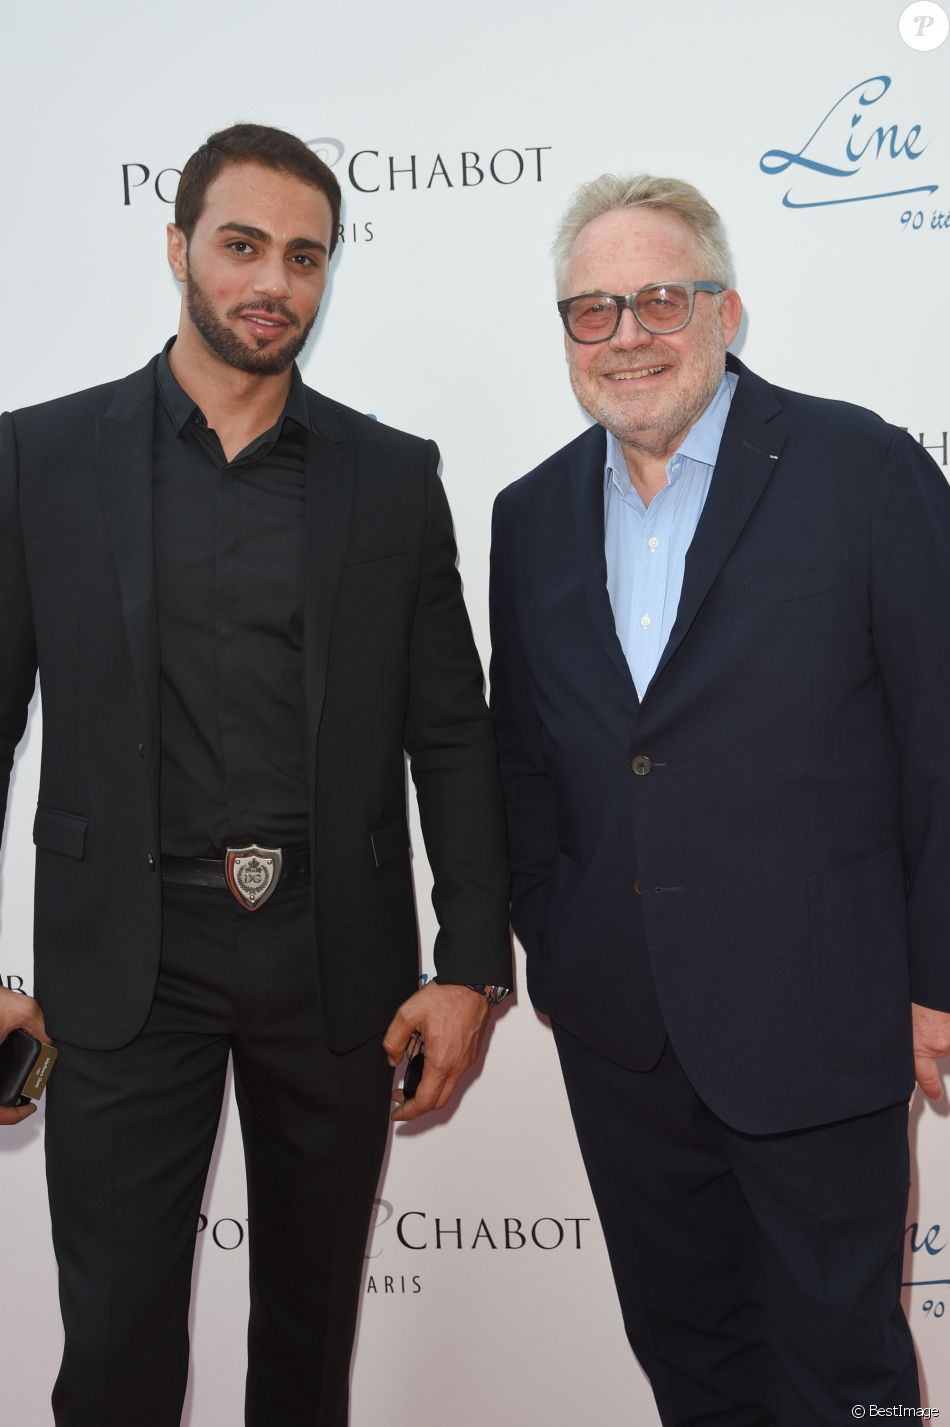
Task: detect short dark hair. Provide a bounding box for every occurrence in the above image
[175,123,342,256]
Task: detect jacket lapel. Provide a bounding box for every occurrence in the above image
[648,358,788,693]
[301,390,356,762]
[570,425,641,707]
[96,360,161,818]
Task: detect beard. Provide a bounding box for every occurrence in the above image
[568,323,727,459]
[185,266,317,376]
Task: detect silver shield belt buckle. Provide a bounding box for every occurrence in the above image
[225,845,283,912]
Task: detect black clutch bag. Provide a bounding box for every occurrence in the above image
[0,1028,58,1107]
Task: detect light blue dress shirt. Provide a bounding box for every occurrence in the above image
[604,369,738,699]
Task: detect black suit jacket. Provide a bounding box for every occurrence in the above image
[0,356,510,1052]
[490,354,950,1134]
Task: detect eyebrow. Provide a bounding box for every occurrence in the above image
[216,222,328,256]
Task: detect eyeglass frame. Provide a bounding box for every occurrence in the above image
[557,280,725,344]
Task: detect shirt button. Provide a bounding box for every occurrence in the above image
[648,537,659,551]
[630,756,653,776]
[640,614,652,629]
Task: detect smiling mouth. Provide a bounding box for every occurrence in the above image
[606,365,667,381]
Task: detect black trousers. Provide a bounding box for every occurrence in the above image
[45,881,394,1427]
[553,1026,918,1427]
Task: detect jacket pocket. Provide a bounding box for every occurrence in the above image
[33,805,88,860]
[370,817,410,868]
[344,541,406,567]
[746,554,848,605]
[809,846,910,1073]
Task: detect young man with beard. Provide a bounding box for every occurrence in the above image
[489,172,950,1425]
[0,123,510,1427]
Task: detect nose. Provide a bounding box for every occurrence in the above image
[608,304,652,351]
[253,254,292,300]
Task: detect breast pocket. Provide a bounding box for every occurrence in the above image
[746,554,849,605]
[343,540,406,567]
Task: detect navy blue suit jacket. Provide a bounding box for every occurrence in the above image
[490,355,950,1134]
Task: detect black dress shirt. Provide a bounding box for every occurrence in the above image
[153,342,311,857]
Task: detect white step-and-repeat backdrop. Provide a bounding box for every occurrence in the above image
[2,2,948,1422]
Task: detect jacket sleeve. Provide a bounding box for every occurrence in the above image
[0,412,39,842]
[404,442,512,985]
[870,428,950,1011]
[488,494,557,955]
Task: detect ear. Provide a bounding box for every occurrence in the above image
[166,223,188,283]
[718,288,743,347]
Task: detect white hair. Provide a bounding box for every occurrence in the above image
[552,173,734,294]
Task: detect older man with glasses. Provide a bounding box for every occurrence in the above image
[489,172,950,1425]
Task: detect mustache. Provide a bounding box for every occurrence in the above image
[590,345,676,373]
[228,299,300,329]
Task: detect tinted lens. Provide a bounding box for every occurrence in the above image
[565,295,619,341]
[634,285,691,331]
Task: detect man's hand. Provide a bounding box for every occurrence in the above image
[912,1002,950,1101]
[0,986,51,1126]
[383,982,490,1123]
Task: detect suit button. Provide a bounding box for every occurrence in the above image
[630,755,653,776]
[633,880,642,895]
[146,852,156,871]
[137,742,145,758]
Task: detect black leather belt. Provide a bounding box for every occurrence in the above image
[161,844,310,904]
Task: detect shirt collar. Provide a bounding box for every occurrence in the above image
[604,367,738,493]
[155,336,314,436]
[677,367,737,466]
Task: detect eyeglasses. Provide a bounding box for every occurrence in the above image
[557,281,724,344]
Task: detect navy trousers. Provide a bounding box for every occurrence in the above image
[553,1026,918,1426]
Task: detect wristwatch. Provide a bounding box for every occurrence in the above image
[465,984,511,1007]
[433,977,511,1007]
